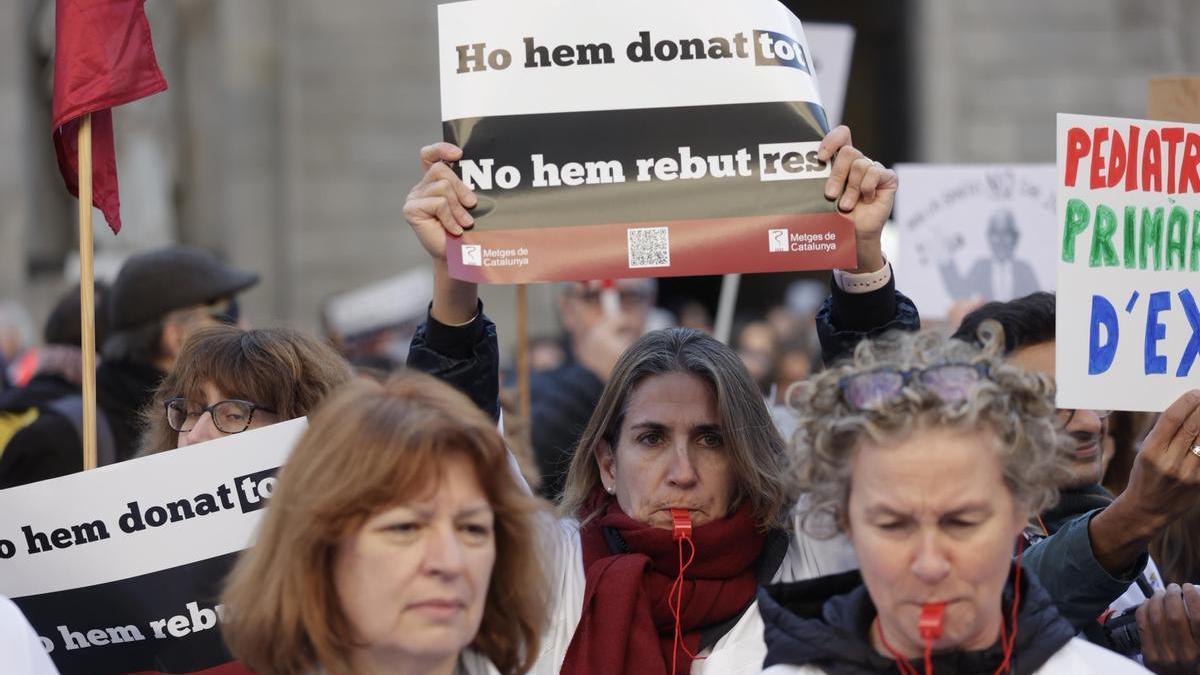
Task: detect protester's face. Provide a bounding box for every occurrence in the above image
[334,454,496,669]
[777,349,814,389]
[175,382,279,448]
[1007,341,1104,489]
[560,280,653,343]
[736,322,777,394]
[160,305,232,367]
[529,340,566,373]
[848,426,1027,657]
[597,372,736,529]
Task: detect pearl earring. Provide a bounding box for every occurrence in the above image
[606,485,615,494]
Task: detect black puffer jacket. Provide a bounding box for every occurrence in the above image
[758,566,1076,675]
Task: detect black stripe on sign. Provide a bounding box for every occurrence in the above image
[444,100,835,231]
[12,552,241,675]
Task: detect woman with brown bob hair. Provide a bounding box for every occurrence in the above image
[221,373,549,675]
[139,325,353,454]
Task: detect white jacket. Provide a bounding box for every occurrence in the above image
[0,596,59,675]
[528,517,858,675]
[760,637,1151,674]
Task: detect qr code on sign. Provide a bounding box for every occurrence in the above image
[627,227,670,269]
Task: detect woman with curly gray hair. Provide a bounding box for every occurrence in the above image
[758,324,1148,674]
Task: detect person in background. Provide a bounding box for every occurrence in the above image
[760,325,1146,674]
[0,596,59,675]
[1101,411,1154,497]
[677,300,714,334]
[527,335,567,374]
[0,283,109,462]
[0,247,259,486]
[138,325,352,454]
[221,373,548,675]
[407,126,921,503]
[0,301,36,392]
[734,320,779,398]
[955,292,1200,672]
[1150,505,1200,586]
[529,277,657,500]
[772,333,819,406]
[404,124,924,673]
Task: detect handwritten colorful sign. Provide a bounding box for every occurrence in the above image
[1056,113,1200,411]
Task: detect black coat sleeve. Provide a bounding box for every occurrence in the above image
[815,270,921,366]
[405,301,501,422]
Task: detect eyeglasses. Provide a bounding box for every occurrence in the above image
[839,363,990,411]
[165,397,275,434]
[1056,408,1112,429]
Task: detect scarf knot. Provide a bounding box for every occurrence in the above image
[561,488,766,674]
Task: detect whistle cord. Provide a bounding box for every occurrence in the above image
[668,535,698,674]
[875,621,919,675]
[877,539,1025,675]
[992,539,1025,675]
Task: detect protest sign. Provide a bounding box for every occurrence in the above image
[895,164,1057,319]
[804,23,855,127]
[438,0,855,283]
[1056,113,1200,412]
[0,418,306,675]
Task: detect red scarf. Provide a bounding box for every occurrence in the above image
[560,489,766,675]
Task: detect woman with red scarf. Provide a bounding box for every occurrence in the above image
[402,126,900,674]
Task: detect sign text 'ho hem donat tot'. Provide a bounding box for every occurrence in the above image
[438,0,855,283]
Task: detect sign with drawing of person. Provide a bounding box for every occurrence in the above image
[894,164,1057,319]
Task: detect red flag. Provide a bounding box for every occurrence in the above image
[51,0,168,234]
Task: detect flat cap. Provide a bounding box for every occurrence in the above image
[44,282,110,348]
[109,246,259,330]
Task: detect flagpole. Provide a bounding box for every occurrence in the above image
[77,113,99,471]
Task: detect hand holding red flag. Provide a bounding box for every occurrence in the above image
[51,0,168,234]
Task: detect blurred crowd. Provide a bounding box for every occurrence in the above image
[0,126,1198,675]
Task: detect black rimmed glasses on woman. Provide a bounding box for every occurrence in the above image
[165,397,276,434]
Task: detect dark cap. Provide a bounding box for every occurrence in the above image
[109,246,259,330]
[44,283,111,348]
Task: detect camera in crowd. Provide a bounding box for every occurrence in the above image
[1102,607,1141,656]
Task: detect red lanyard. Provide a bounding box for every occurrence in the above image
[668,509,700,674]
[876,540,1025,675]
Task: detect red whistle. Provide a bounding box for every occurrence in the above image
[670,508,692,542]
[919,602,946,641]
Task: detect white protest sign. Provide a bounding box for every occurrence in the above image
[438,0,857,284]
[1056,113,1200,412]
[0,418,306,674]
[895,164,1057,319]
[805,23,855,127]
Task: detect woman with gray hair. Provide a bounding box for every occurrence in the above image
[402,125,914,674]
[757,326,1147,674]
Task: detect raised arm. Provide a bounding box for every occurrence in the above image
[810,126,920,364]
[402,142,501,420]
